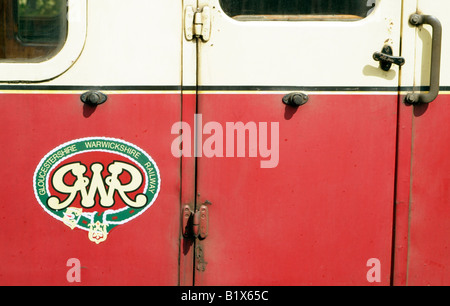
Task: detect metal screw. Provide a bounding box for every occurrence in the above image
[405,93,420,104]
[410,14,422,26]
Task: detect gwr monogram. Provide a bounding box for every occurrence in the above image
[34,137,160,243]
[47,161,148,211]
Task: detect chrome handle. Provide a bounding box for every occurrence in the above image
[406,14,442,104]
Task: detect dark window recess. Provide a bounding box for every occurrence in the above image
[0,0,68,62]
[219,0,377,21]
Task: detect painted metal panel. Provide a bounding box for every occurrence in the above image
[396,0,450,286]
[0,0,185,285]
[406,95,450,285]
[0,93,182,285]
[194,92,397,285]
[194,0,402,285]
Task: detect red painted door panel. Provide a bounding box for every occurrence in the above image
[8,0,450,287]
[405,96,450,285]
[0,93,181,285]
[192,0,402,285]
[394,0,450,285]
[194,93,397,285]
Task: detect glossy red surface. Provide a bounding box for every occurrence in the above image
[194,93,398,285]
[0,93,182,285]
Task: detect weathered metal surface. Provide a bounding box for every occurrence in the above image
[405,95,450,285]
[0,93,182,285]
[194,93,398,285]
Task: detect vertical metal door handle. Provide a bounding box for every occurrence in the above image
[406,14,442,104]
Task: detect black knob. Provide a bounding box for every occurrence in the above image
[282,92,309,107]
[81,91,107,106]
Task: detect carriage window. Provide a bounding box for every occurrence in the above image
[219,0,377,21]
[0,0,67,62]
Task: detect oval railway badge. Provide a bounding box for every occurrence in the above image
[33,137,161,244]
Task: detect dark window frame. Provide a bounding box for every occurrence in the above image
[218,0,377,21]
[0,0,68,62]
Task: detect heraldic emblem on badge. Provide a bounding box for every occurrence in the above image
[33,137,161,244]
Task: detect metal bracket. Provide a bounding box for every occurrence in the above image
[185,5,211,42]
[182,204,208,239]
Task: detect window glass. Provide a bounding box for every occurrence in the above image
[219,0,377,21]
[0,0,67,62]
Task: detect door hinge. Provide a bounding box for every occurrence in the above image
[182,204,209,239]
[185,5,211,42]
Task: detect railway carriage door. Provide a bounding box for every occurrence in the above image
[191,0,403,285]
[395,0,450,286]
[0,0,184,285]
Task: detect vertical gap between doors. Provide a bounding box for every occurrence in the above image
[390,0,405,286]
[192,34,200,287]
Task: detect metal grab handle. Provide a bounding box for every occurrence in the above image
[406,14,442,104]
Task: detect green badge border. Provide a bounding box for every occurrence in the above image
[33,137,161,233]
